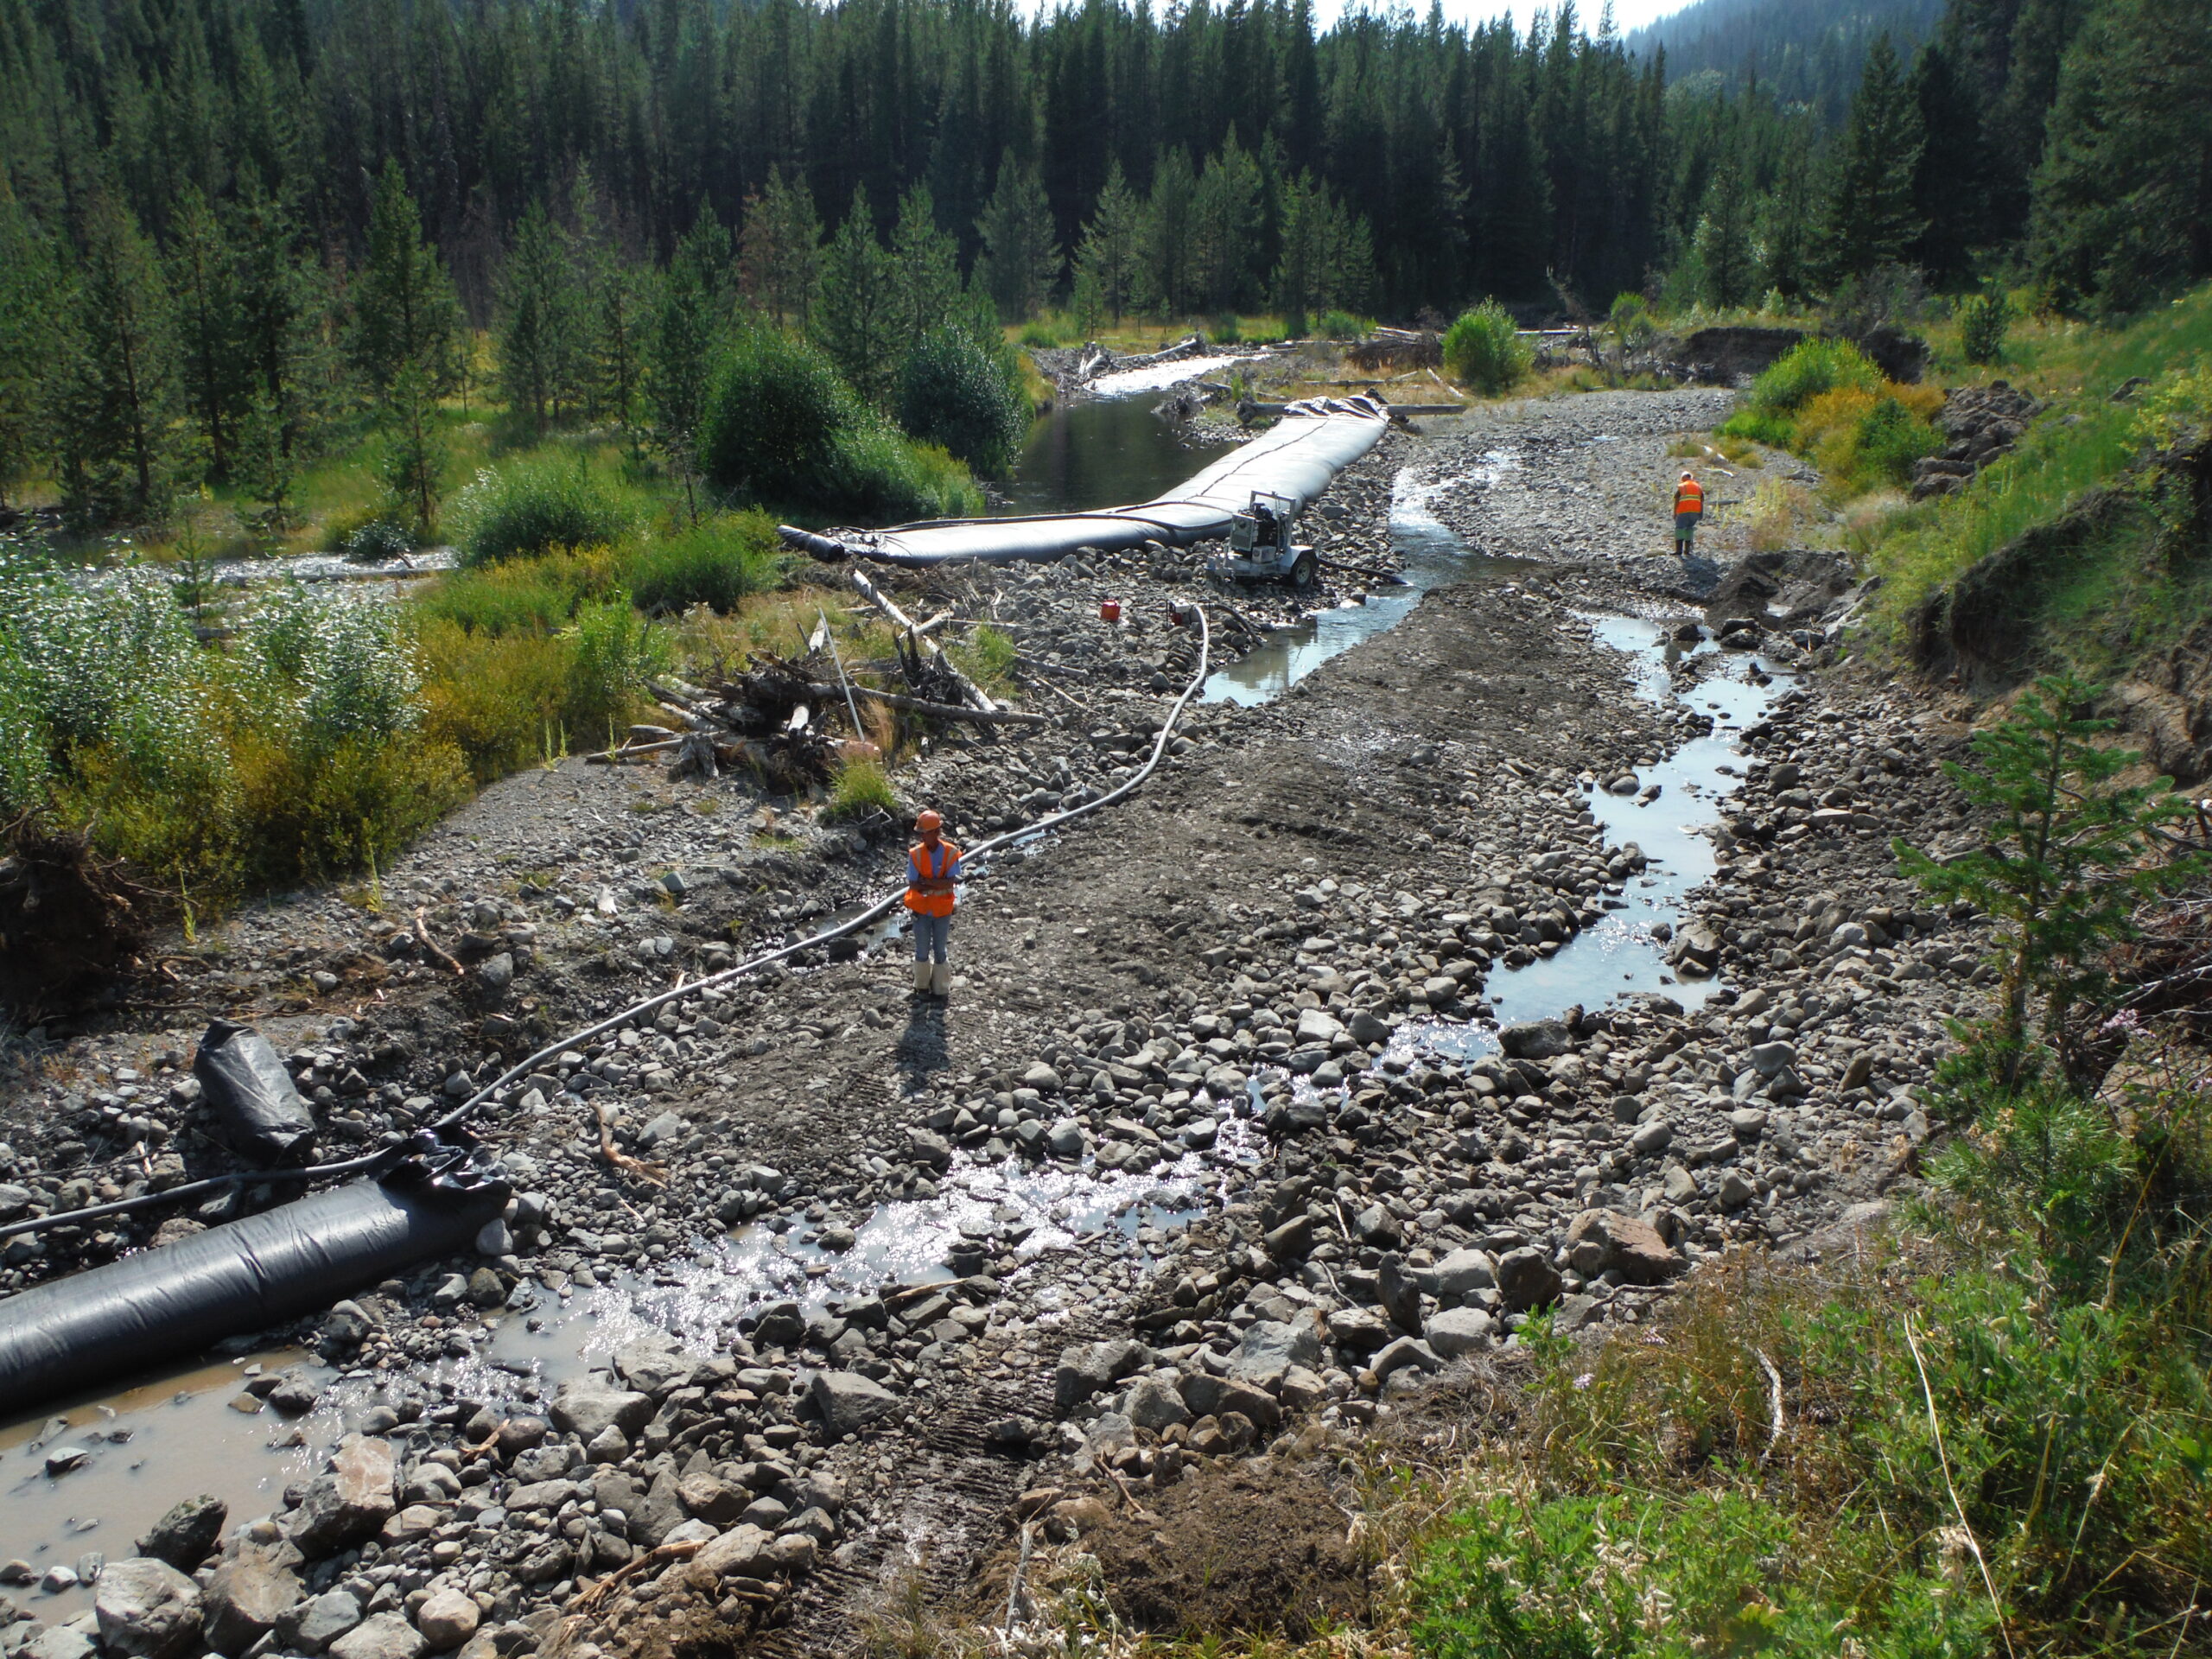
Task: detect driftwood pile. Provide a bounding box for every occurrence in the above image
[588,569,1042,787]
[1345,327,1440,372]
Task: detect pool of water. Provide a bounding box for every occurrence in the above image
[1202,454,1519,704]
[998,395,1238,518]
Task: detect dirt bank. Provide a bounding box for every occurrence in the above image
[0,390,1988,1659]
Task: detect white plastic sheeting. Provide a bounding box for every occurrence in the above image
[779,397,1389,567]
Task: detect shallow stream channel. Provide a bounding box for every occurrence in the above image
[3,402,1794,1586]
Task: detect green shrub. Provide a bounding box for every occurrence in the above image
[896,327,1032,478]
[562,595,670,741]
[696,326,857,503]
[1319,309,1365,340]
[1742,336,1885,420]
[1016,318,1065,349]
[622,512,785,615]
[415,551,618,638]
[951,622,1017,694]
[1441,300,1533,394]
[1959,289,2012,365]
[823,756,897,820]
[1849,394,1943,486]
[342,516,416,563]
[1208,313,1243,345]
[824,423,983,522]
[450,457,640,567]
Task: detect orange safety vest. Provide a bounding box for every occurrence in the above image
[905,839,962,918]
[1674,479,1705,515]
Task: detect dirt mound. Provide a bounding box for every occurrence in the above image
[0,817,158,1016]
[1076,1459,1373,1639]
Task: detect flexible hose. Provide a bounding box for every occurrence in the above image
[1,606,1215,1245]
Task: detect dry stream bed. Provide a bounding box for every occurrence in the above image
[0,388,1992,1657]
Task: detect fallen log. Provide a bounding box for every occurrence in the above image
[804,682,1045,727]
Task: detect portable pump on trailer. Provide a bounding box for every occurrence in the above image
[1215,490,1318,588]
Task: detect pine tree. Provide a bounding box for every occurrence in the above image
[353,160,465,397]
[814,188,899,401]
[1191,137,1263,314]
[1815,36,1925,289]
[54,192,179,528]
[1694,156,1758,309]
[593,255,653,456]
[650,209,734,503]
[2028,0,2212,313]
[497,200,583,434]
[738,166,823,330]
[1758,138,1818,302]
[168,188,245,481]
[381,355,448,541]
[1074,162,1143,325]
[229,185,338,469]
[1907,40,1993,290]
[975,152,1060,323]
[234,389,297,537]
[886,185,962,361]
[1138,149,1199,318]
[0,185,58,512]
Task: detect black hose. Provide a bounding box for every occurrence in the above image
[1,607,1216,1244]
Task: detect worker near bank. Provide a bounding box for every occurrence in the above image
[906,809,962,997]
[1672,469,1705,558]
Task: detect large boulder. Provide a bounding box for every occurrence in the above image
[94,1559,204,1659]
[413,1590,480,1652]
[1498,1020,1573,1061]
[1054,1338,1147,1412]
[1494,1246,1563,1313]
[1425,1306,1496,1357]
[809,1370,899,1438]
[137,1495,226,1571]
[328,1612,426,1659]
[1566,1210,1682,1285]
[201,1554,304,1656]
[289,1436,396,1560]
[548,1379,654,1441]
[1225,1316,1325,1391]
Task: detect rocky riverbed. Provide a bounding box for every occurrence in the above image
[0,389,1992,1658]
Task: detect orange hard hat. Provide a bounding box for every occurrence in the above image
[915,810,943,831]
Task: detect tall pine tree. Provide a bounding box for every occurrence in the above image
[814,188,899,400]
[498,200,584,434]
[353,161,465,397]
[1815,36,1924,289]
[1074,162,1144,325]
[55,192,179,528]
[975,153,1060,323]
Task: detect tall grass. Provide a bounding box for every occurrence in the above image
[623,512,785,615]
[449,454,643,566]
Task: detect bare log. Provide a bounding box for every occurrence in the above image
[804,681,1045,727]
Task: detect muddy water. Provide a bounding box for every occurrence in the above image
[1203,453,1519,704]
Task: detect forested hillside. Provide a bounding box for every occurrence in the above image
[0,0,2207,536]
[1626,0,1944,124]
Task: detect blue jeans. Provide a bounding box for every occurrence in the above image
[912,912,952,963]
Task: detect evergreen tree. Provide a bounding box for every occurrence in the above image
[1191,137,1263,313]
[1074,162,1144,325]
[1138,148,1200,318]
[497,200,582,434]
[814,188,899,401]
[229,185,338,469]
[886,185,963,360]
[651,209,734,504]
[168,188,244,482]
[975,152,1060,323]
[738,165,823,330]
[380,356,448,541]
[0,187,59,512]
[2028,0,2212,313]
[353,160,464,397]
[593,255,653,456]
[1694,156,1758,308]
[234,389,297,537]
[1906,39,1992,290]
[1759,138,1818,301]
[54,193,179,528]
[1815,35,1925,289]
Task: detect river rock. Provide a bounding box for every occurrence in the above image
[1566,1210,1681,1285]
[1494,1247,1563,1312]
[548,1379,653,1441]
[136,1495,226,1571]
[1499,1020,1573,1060]
[1226,1316,1325,1389]
[810,1370,899,1437]
[1125,1376,1191,1430]
[328,1611,426,1659]
[690,1525,774,1580]
[289,1436,396,1559]
[21,1630,96,1659]
[201,1554,303,1656]
[413,1590,480,1652]
[1424,1306,1496,1357]
[284,1592,364,1654]
[611,1340,691,1395]
[1431,1248,1496,1297]
[1054,1338,1147,1411]
[1180,1373,1281,1428]
[1377,1255,1422,1332]
[93,1559,203,1659]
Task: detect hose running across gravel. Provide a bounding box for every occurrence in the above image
[0,606,1215,1245]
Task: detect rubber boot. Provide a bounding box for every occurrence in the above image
[931,962,953,998]
[912,962,933,995]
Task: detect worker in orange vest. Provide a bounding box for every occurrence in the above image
[906,809,963,997]
[1672,470,1705,558]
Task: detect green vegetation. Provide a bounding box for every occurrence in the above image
[823,756,899,821]
[623,514,785,616]
[1718,338,1942,493]
[451,457,643,568]
[1441,302,1533,396]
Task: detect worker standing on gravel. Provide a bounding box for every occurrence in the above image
[906,810,962,998]
[1672,469,1705,557]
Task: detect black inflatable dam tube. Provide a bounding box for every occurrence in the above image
[0,1161,506,1415]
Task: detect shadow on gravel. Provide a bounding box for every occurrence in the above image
[897,998,952,1093]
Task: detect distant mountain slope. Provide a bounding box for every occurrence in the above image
[1626,0,1946,122]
